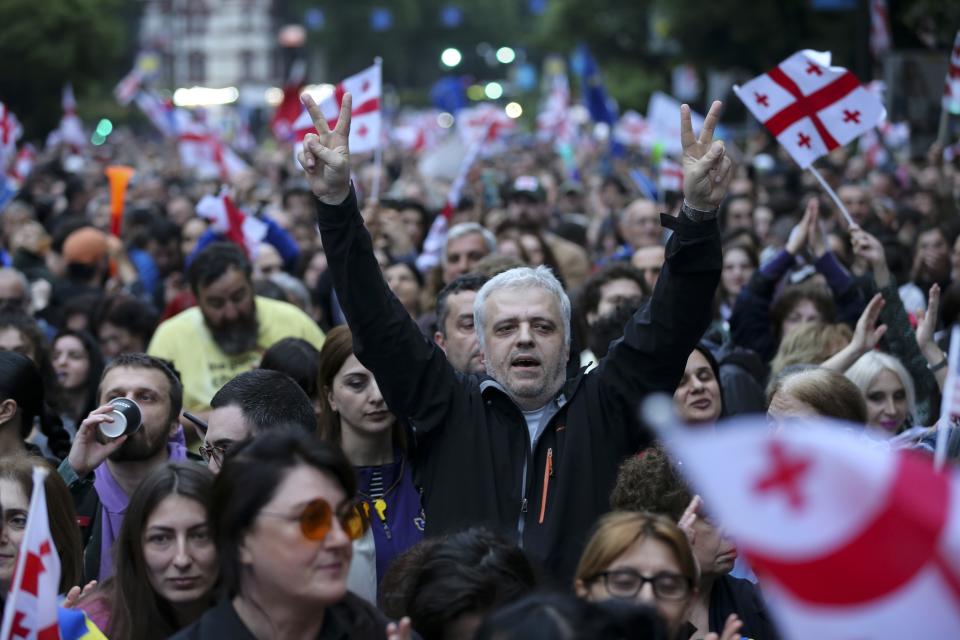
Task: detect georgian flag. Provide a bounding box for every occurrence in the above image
[734,50,885,169]
[944,31,960,113]
[657,158,684,194]
[293,63,381,154]
[661,415,960,638]
[537,64,575,145]
[392,110,445,153]
[175,109,249,182]
[613,110,651,148]
[645,92,706,157]
[0,467,62,640]
[0,102,22,169]
[456,103,514,146]
[46,84,87,152]
[195,190,267,258]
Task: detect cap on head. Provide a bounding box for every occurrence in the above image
[508,176,546,202]
[62,227,108,266]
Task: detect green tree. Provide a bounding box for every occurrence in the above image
[0,0,127,138]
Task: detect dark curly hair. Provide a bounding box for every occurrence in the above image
[609,445,691,520]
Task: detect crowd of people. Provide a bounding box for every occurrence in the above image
[0,82,957,640]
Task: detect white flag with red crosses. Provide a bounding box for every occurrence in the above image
[0,467,62,640]
[293,63,381,154]
[661,416,960,639]
[734,50,885,169]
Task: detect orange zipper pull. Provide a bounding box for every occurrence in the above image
[539,448,553,524]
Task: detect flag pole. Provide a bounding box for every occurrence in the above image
[370,57,384,203]
[0,466,50,640]
[937,107,950,147]
[808,164,856,228]
[934,324,960,470]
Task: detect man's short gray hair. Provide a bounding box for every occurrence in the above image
[473,266,571,351]
[443,223,497,263]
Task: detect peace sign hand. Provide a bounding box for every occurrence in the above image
[299,92,353,205]
[681,100,734,212]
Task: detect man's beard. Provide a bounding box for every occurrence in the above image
[208,311,259,355]
[110,425,169,462]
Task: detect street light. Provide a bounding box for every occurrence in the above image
[440,48,462,68]
[484,82,503,99]
[505,102,522,118]
[495,47,516,64]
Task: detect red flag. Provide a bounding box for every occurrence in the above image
[662,416,960,638]
[271,60,307,142]
[293,63,381,153]
[734,50,885,169]
[0,467,62,640]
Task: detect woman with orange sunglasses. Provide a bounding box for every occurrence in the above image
[172,429,403,640]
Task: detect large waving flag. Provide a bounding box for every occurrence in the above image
[734,50,885,169]
[661,415,960,639]
[293,62,381,153]
[0,467,62,639]
[47,85,86,152]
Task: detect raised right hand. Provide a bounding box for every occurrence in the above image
[67,405,129,478]
[298,92,353,205]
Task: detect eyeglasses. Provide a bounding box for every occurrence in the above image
[260,497,368,542]
[592,569,692,601]
[199,442,229,467]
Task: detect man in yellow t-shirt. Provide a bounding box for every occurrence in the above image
[148,242,324,414]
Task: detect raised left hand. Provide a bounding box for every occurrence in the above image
[681,101,734,211]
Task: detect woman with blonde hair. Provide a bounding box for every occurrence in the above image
[768,322,852,381]
[844,351,916,434]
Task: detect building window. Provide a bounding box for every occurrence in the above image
[188,51,205,83]
[185,0,207,34]
[240,50,255,81]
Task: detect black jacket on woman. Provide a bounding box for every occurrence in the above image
[316,188,721,586]
[170,594,392,640]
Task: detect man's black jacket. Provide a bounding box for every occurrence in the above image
[317,188,721,584]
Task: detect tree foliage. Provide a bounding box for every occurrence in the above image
[0,0,127,138]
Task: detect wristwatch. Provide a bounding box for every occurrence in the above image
[680,200,718,223]
[928,357,948,373]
